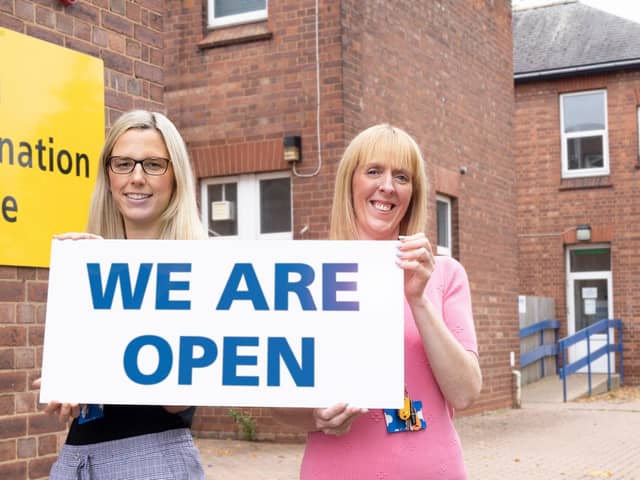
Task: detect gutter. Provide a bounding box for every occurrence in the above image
[514,58,640,82]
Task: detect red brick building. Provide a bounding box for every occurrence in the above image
[514,1,640,386]
[0,0,516,477]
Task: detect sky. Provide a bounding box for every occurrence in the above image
[512,0,640,24]
[580,0,640,23]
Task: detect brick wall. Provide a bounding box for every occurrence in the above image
[164,0,345,241]
[0,267,55,480]
[340,0,518,415]
[515,72,640,385]
[0,0,164,477]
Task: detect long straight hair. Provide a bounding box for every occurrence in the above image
[87,110,205,240]
[329,124,428,240]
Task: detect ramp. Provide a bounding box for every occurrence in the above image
[522,373,621,403]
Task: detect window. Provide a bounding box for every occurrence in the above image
[560,90,609,178]
[201,172,291,239]
[208,0,267,28]
[637,106,640,166]
[569,247,611,272]
[436,195,452,256]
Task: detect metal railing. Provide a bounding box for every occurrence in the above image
[519,319,560,377]
[557,318,624,402]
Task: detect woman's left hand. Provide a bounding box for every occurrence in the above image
[312,403,367,436]
[396,233,435,302]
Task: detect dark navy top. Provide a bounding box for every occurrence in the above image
[65,405,195,445]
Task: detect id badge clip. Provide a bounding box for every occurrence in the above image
[383,395,427,434]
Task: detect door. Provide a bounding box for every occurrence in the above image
[566,246,614,373]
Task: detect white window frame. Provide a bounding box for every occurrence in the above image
[637,105,640,163]
[436,194,452,257]
[560,90,609,179]
[207,0,268,29]
[201,171,292,240]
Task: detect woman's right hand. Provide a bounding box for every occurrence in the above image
[54,232,103,241]
[32,378,82,424]
[312,403,367,436]
[41,232,99,421]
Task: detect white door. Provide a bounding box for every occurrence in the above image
[566,246,614,373]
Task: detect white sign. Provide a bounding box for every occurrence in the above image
[518,295,526,314]
[40,240,404,409]
[582,287,598,299]
[584,298,596,315]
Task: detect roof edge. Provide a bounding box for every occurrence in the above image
[512,0,577,13]
[514,58,640,82]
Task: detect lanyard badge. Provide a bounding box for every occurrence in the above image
[77,404,104,424]
[383,388,427,434]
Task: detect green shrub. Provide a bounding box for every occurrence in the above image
[229,408,256,441]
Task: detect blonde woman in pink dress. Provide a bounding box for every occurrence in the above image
[273,124,482,479]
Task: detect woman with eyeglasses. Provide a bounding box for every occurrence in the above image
[33,110,206,479]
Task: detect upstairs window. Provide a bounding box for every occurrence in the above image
[208,0,267,28]
[637,106,640,167]
[436,195,452,257]
[560,90,609,178]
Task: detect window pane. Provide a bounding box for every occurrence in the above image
[436,200,449,248]
[573,279,608,331]
[208,183,237,237]
[260,177,291,234]
[208,184,222,202]
[563,92,605,133]
[214,0,265,18]
[567,136,603,170]
[570,248,610,272]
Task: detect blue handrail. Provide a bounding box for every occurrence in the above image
[519,319,560,378]
[557,319,623,402]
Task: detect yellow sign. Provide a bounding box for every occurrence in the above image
[0,28,104,268]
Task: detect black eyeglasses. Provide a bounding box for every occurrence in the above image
[108,156,170,175]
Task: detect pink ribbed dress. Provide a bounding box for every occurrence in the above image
[300,256,478,480]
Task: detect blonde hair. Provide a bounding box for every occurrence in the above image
[87,110,206,240]
[329,124,428,240]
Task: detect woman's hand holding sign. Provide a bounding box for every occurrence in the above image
[32,378,82,424]
[30,232,100,425]
[312,404,368,436]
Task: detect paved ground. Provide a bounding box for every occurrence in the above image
[456,398,639,479]
[197,436,303,480]
[194,385,640,479]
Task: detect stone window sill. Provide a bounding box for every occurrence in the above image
[198,21,272,50]
[559,176,612,191]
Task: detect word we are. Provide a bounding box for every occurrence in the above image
[86,262,360,388]
[87,262,360,312]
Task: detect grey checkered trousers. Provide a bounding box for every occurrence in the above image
[49,428,205,480]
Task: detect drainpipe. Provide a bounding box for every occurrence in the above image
[512,370,522,409]
[511,351,521,408]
